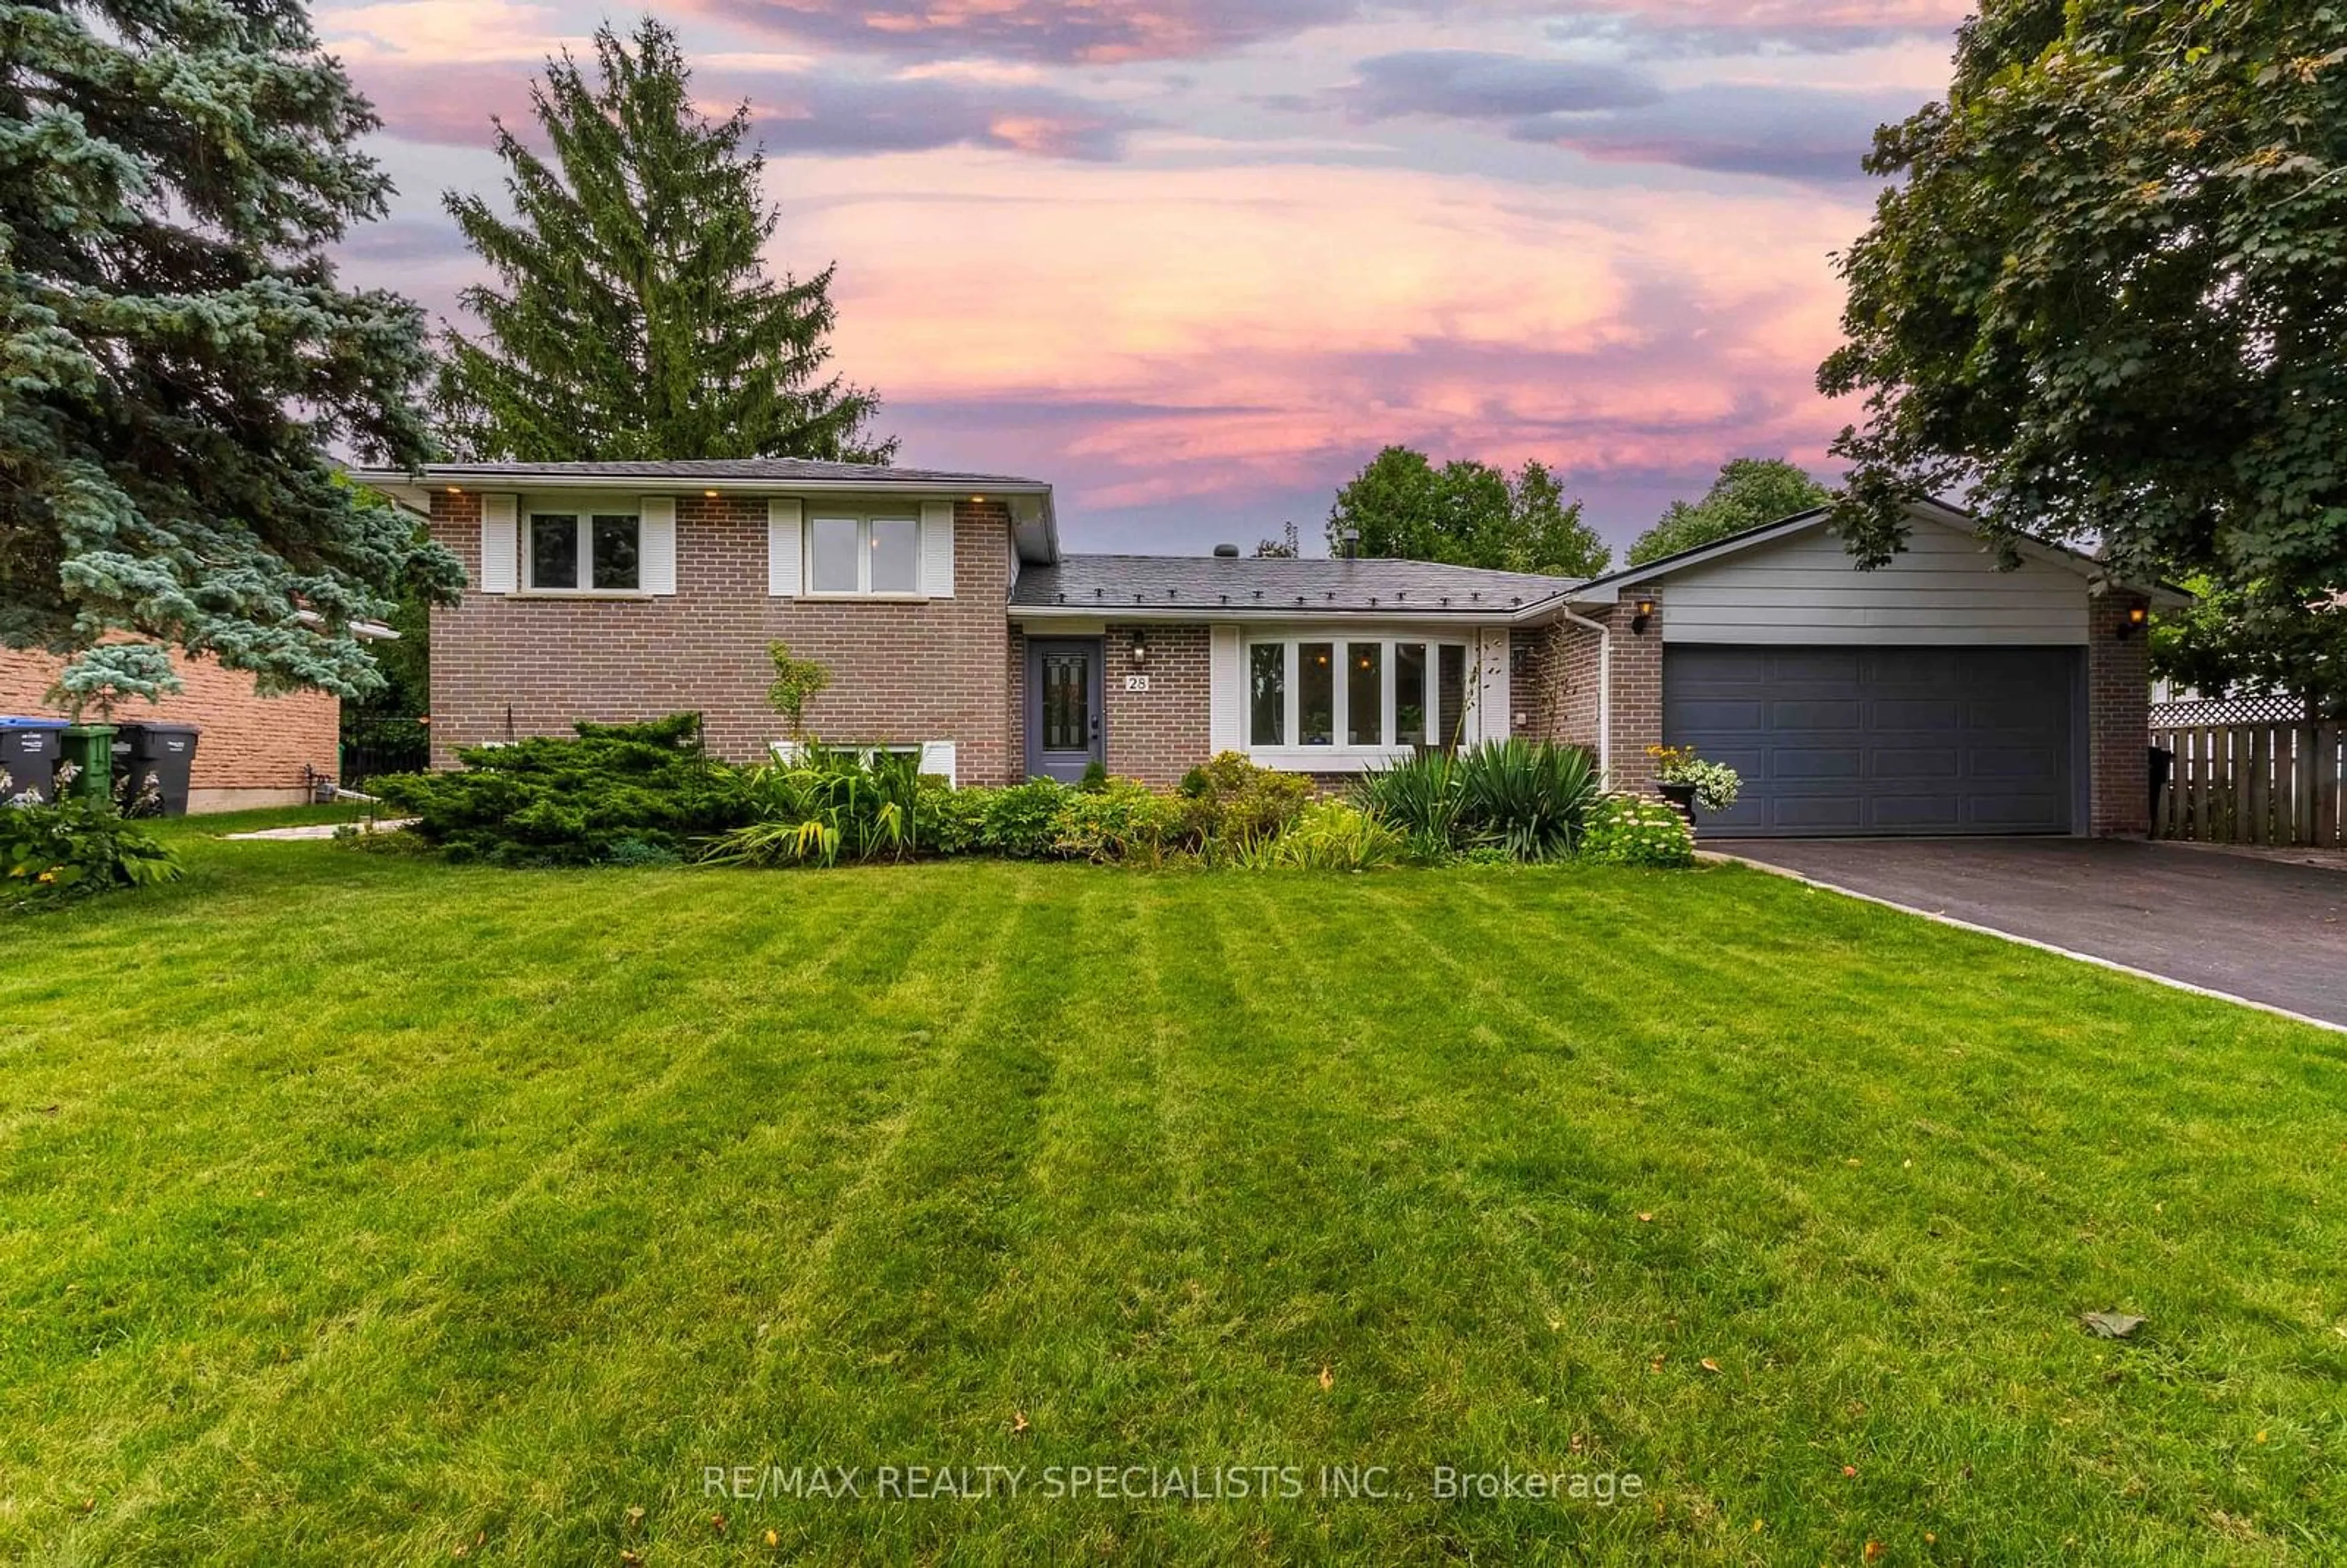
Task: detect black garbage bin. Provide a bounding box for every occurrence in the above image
[111,722,202,816]
[0,717,71,803]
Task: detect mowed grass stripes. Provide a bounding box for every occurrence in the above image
[1,819,2341,1564]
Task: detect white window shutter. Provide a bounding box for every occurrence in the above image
[917,739,958,785]
[639,496,677,595]
[1475,628,1511,742]
[1208,626,1243,754]
[920,500,956,598]
[479,494,517,593]
[767,499,803,596]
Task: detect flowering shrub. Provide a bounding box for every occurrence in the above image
[1578,794,1697,868]
[1647,744,1742,813]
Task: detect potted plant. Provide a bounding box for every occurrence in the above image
[1646,744,1741,823]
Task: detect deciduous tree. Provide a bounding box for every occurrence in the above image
[1821,0,2347,682]
[1628,458,1831,566]
[1328,447,1607,576]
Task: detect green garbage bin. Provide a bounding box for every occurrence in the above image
[59,725,117,804]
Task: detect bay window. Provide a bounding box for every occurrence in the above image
[1244,636,1475,752]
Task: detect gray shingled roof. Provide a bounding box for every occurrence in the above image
[1012,554,1582,614]
[370,458,1048,488]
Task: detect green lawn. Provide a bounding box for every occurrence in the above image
[3,820,2342,1565]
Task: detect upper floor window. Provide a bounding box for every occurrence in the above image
[1247,637,1471,750]
[529,511,639,592]
[809,514,920,595]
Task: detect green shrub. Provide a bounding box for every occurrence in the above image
[1,796,183,905]
[1271,800,1403,871]
[702,742,922,868]
[1076,759,1110,794]
[915,780,990,856]
[1578,794,1697,868]
[980,779,1070,859]
[1176,751,1313,848]
[373,713,754,865]
[1054,779,1180,863]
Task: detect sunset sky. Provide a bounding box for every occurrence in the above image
[319,0,1972,558]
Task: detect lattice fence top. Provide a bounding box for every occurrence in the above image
[2151,694,2309,727]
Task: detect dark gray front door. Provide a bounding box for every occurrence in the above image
[1026,638,1104,782]
[1662,645,2079,837]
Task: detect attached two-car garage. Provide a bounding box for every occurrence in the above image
[1662,644,2079,837]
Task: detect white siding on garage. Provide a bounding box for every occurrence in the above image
[1660,521,2088,645]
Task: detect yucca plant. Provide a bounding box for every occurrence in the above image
[1450,739,1600,861]
[1353,749,1460,863]
[700,742,920,867]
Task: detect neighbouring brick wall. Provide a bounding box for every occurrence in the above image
[2088,593,2152,837]
[427,493,1019,783]
[1104,624,1210,788]
[0,648,337,809]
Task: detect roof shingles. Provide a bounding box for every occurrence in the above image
[1012,554,1582,615]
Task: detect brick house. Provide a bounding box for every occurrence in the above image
[0,648,342,812]
[353,461,2178,838]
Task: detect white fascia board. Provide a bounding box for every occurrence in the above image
[1008,604,1558,628]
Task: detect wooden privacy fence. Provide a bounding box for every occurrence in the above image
[2151,720,2345,846]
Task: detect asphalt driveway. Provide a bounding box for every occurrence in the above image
[1719,838,2347,1028]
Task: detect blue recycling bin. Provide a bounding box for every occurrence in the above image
[0,717,71,804]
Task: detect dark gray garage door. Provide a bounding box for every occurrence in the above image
[1662,645,2079,837]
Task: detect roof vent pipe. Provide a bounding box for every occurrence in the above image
[1212,543,1240,558]
[1338,526,1361,560]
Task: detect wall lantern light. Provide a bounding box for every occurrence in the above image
[1129,628,1149,667]
[2117,603,2148,640]
[1631,595,1656,635]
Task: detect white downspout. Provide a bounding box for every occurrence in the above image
[1556,607,1612,786]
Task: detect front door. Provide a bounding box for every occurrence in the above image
[1027,638,1104,782]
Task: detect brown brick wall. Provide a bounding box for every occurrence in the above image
[1104,624,1210,788]
[427,493,1019,783]
[2088,593,2151,837]
[0,647,337,810]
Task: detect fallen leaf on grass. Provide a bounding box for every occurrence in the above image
[1864,1542,1885,1561]
[765,1530,780,1548]
[1318,1365,1334,1391]
[1842,1465,1859,1478]
[1012,1410,1030,1434]
[711,1512,727,1535]
[1699,1358,1721,1374]
[1637,1212,1654,1223]
[2081,1311,2146,1339]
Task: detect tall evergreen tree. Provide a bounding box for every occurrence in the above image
[438,19,893,464]
[1,0,460,702]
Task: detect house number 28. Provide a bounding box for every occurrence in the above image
[1123,674,1150,692]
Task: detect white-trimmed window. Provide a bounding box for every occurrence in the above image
[1246,637,1472,752]
[527,509,640,592]
[807,514,920,595]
